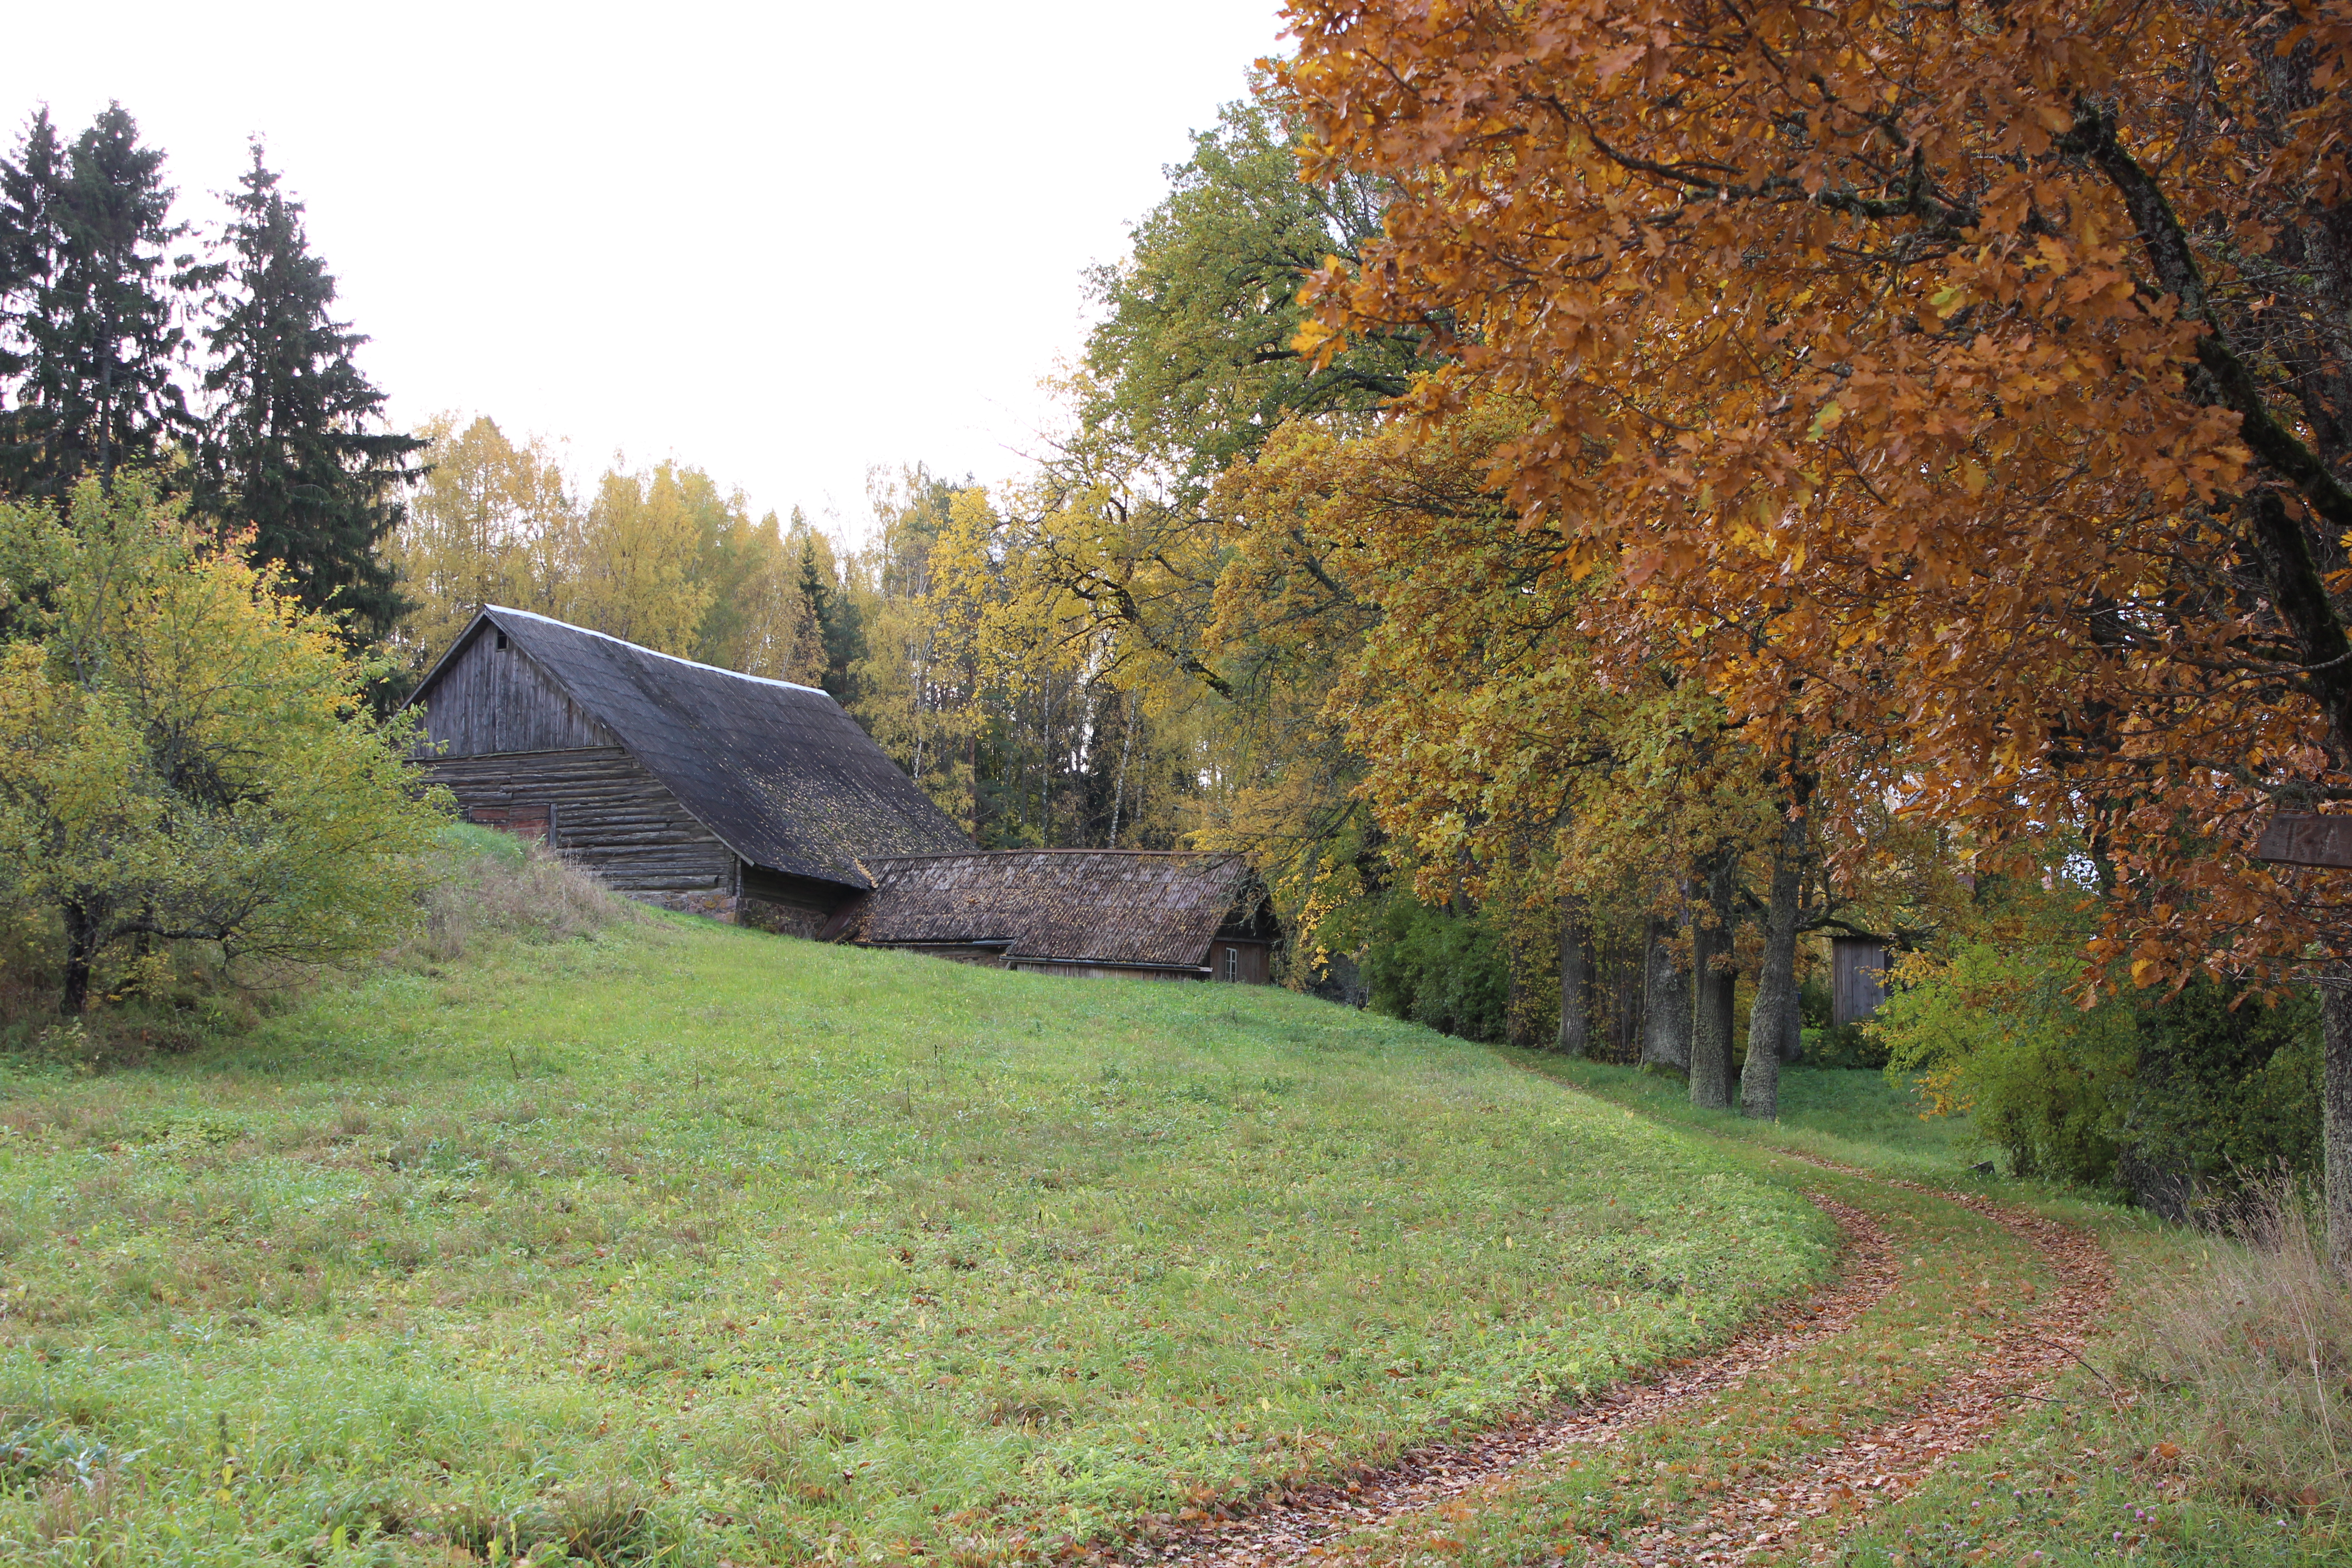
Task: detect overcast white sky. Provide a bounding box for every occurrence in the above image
[5,1,1290,535]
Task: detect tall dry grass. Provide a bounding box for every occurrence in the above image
[395,826,642,968]
[2128,1183,2351,1516]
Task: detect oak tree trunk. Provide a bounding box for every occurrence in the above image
[1558,894,1593,1057]
[1640,916,1690,1070]
[1741,801,1808,1119]
[1689,854,1739,1109]
[2324,980,2352,1276]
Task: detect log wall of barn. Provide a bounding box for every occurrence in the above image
[1009,961,1199,980]
[867,942,1015,967]
[416,628,616,757]
[427,746,736,899]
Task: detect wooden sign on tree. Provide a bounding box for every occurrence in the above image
[2254,814,2352,871]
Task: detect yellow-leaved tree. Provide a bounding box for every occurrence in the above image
[388,414,577,665]
[0,475,448,1014]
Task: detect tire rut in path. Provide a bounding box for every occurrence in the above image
[1097,1171,2112,1568]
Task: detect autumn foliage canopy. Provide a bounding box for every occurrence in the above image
[1278,0,2352,985]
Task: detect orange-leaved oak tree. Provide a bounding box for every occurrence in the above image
[1279,0,2352,1249]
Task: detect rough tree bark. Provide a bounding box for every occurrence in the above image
[1741,779,1812,1120]
[60,901,101,1018]
[1558,893,1593,1057]
[1641,915,1691,1069]
[1689,852,1740,1109]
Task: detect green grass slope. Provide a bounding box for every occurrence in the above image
[0,916,1830,1566]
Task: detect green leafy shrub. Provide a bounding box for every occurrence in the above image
[1871,943,2321,1208]
[1796,972,1890,1067]
[1799,1021,1888,1069]
[0,475,447,1017]
[1361,895,1509,1042]
[2117,980,2323,1217]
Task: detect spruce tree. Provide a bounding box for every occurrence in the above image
[796,533,863,703]
[0,103,196,498]
[0,109,64,398]
[196,145,420,640]
[799,534,841,694]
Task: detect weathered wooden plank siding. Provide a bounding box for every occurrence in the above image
[415,627,616,758]
[1009,961,1199,981]
[426,746,736,897]
[869,943,1014,967]
[1207,939,1273,984]
[1831,936,1891,1025]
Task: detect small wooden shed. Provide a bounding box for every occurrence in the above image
[405,606,973,933]
[835,850,1281,981]
[1831,935,1893,1025]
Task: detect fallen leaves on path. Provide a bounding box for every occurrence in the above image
[1627,1188,2114,1567]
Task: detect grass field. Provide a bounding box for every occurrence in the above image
[0,901,1829,1566]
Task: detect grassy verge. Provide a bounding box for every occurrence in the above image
[0,908,1829,1566]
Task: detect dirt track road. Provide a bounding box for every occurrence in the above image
[1088,1151,2112,1568]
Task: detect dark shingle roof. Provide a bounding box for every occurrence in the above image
[845,850,1266,970]
[416,607,972,887]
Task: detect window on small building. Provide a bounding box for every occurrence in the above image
[1224,945,1238,982]
[495,631,510,651]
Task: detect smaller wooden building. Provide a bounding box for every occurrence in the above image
[834,850,1280,982]
[1830,935,1892,1025]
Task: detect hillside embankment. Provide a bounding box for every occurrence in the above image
[2,857,2338,1566]
[0,906,1828,1566]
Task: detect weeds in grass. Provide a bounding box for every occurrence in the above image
[29,1466,130,1563]
[394,828,637,969]
[422,1477,652,1566]
[2125,1182,2351,1517]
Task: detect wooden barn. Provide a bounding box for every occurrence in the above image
[405,606,974,935]
[831,850,1280,981]
[410,609,1285,979]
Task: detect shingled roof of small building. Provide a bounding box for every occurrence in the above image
[842,850,1269,970]
[410,607,972,888]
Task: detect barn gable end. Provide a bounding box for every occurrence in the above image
[415,620,618,758]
